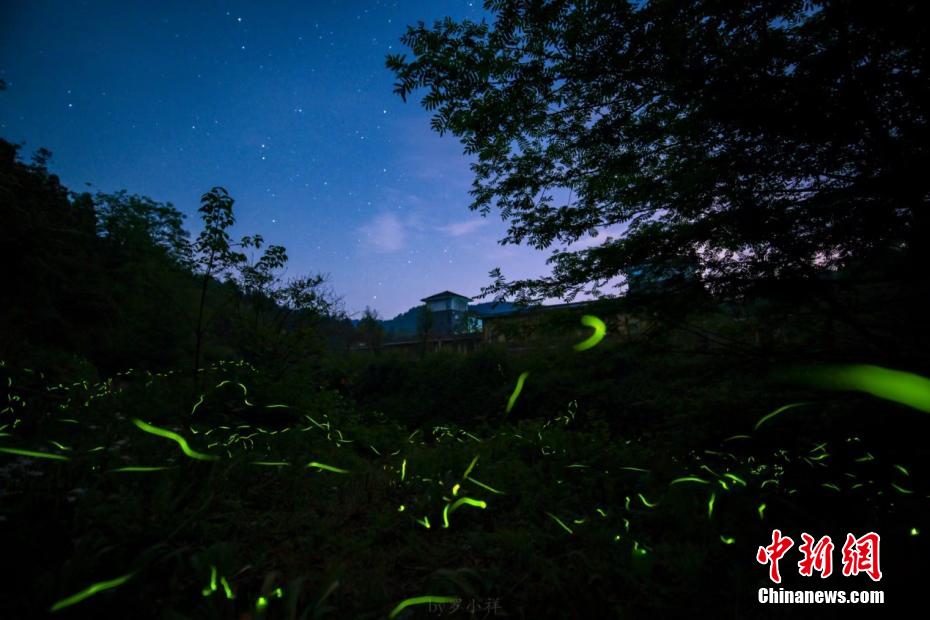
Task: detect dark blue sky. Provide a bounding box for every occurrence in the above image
[0,0,565,319]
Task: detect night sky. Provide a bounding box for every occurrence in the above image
[0,1,562,319]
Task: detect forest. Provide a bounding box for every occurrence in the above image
[1,1,929,618]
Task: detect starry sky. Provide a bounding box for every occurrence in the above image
[0,0,565,319]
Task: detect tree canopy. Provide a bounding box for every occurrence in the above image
[387,0,929,302]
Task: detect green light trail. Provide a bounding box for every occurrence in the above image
[306,461,350,474]
[50,572,133,612]
[754,402,811,431]
[466,476,505,495]
[506,372,530,414]
[0,447,69,461]
[389,596,460,619]
[131,418,218,461]
[545,511,574,534]
[462,454,479,479]
[220,576,234,599]
[796,364,930,412]
[669,476,710,486]
[573,315,606,351]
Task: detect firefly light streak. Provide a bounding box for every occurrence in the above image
[506,372,530,414]
[754,403,811,431]
[545,511,574,534]
[0,447,69,461]
[389,596,460,619]
[131,418,218,461]
[306,461,350,474]
[573,315,606,351]
[793,364,930,412]
[49,572,134,612]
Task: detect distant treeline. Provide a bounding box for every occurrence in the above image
[0,138,355,380]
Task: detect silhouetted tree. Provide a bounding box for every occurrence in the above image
[358,307,384,354]
[416,303,434,353]
[388,1,930,302]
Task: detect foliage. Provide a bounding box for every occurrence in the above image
[387,0,930,302]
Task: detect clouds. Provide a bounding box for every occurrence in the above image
[438,218,488,237]
[359,213,406,253]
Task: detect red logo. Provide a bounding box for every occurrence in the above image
[758,530,882,582]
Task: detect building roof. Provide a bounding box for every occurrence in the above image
[420,290,472,303]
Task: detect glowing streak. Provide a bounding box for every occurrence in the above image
[669,476,709,486]
[708,493,716,519]
[463,454,479,479]
[720,535,735,545]
[624,496,631,511]
[758,503,766,520]
[506,372,530,414]
[637,493,659,508]
[389,596,460,619]
[265,404,289,409]
[596,508,607,517]
[220,576,234,599]
[0,447,69,461]
[252,461,290,467]
[131,418,218,461]
[110,466,174,473]
[794,364,930,412]
[306,461,349,474]
[894,464,910,476]
[723,473,746,486]
[417,516,431,529]
[452,483,460,496]
[891,483,913,494]
[49,572,133,612]
[619,466,650,473]
[191,394,205,416]
[699,465,720,478]
[855,453,875,462]
[49,440,70,451]
[401,458,406,481]
[466,477,504,495]
[754,402,811,431]
[632,541,648,557]
[545,512,574,534]
[723,435,751,442]
[822,483,841,491]
[573,315,606,351]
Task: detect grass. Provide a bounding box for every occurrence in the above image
[0,343,928,618]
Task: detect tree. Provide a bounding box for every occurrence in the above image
[358,307,384,354]
[387,1,930,303]
[416,303,434,354]
[234,236,340,372]
[191,187,249,377]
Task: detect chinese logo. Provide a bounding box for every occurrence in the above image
[757,530,882,582]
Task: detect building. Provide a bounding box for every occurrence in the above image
[420,290,474,335]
